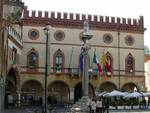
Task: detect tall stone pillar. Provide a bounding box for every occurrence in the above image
[17,88,21,107]
[71,20,92,112]
[0,0,4,112]
[0,84,5,113]
[69,88,74,104]
[43,91,45,106]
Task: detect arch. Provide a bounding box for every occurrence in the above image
[74,82,94,102]
[53,49,65,74]
[48,81,69,104]
[7,65,20,87]
[21,80,43,106]
[125,53,135,74]
[27,48,39,69]
[5,67,20,108]
[99,82,117,92]
[121,82,139,92]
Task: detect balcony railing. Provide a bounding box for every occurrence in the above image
[6,25,23,46]
[68,68,80,76]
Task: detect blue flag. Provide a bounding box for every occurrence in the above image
[80,54,84,72]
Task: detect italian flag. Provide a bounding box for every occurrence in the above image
[93,52,102,75]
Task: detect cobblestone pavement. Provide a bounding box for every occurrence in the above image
[3,106,150,113]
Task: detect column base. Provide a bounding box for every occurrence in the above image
[71,96,90,113]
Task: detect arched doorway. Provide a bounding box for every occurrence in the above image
[99,82,117,92]
[122,82,139,92]
[21,80,43,106]
[48,81,70,105]
[74,83,94,102]
[5,68,18,108]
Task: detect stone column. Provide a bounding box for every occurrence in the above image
[0,83,5,113]
[0,86,2,112]
[71,20,92,113]
[17,88,21,107]
[43,91,45,106]
[69,88,74,104]
[82,49,89,96]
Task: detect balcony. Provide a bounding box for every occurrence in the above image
[6,25,23,47]
[68,68,80,76]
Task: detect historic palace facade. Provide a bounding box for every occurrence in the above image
[1,2,146,110]
[16,6,145,105]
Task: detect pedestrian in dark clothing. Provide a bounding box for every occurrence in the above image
[102,98,105,113]
[104,99,110,113]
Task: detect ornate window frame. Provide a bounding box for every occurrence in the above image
[125,35,134,46]
[53,49,65,74]
[27,48,39,70]
[54,30,65,41]
[103,33,113,44]
[12,47,17,64]
[125,53,135,74]
[28,29,39,40]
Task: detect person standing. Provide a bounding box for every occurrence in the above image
[96,98,103,113]
[90,99,96,113]
[8,94,13,108]
[104,98,110,113]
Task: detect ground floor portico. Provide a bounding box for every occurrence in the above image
[3,67,145,108]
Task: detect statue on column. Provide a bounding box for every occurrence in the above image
[83,20,89,35]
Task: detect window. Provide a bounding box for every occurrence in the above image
[54,49,64,74]
[125,53,134,74]
[54,30,65,41]
[103,34,113,44]
[27,49,38,68]
[12,47,17,64]
[125,35,134,46]
[28,29,39,40]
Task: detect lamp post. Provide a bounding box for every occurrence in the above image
[43,22,51,113]
[71,20,93,112]
[118,31,121,90]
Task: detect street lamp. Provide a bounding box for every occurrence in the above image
[43,22,51,113]
[71,20,93,112]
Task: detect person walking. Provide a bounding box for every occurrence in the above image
[90,99,96,113]
[96,98,103,113]
[104,98,110,113]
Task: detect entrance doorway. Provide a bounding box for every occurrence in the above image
[21,80,43,106]
[5,68,18,108]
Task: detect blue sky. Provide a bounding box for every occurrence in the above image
[23,0,150,47]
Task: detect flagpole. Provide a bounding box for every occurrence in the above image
[68,47,74,68]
